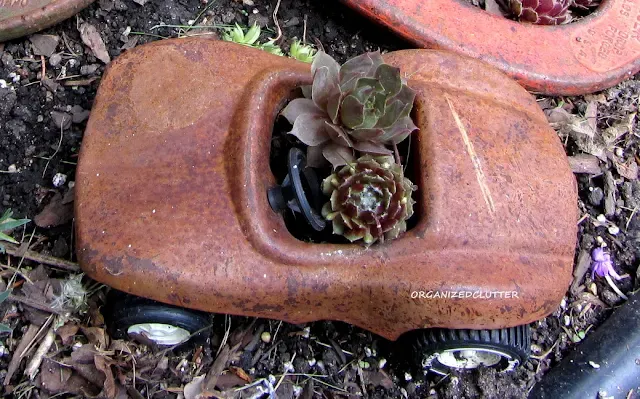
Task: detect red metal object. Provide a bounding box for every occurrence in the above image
[341,0,640,95]
[76,39,577,341]
[0,0,95,42]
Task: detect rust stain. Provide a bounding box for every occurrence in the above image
[445,95,496,215]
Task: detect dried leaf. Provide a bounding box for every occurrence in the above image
[94,355,117,399]
[585,101,598,134]
[4,324,40,385]
[81,326,108,349]
[109,339,133,355]
[567,154,601,174]
[183,374,206,399]
[229,366,252,383]
[615,158,639,180]
[79,23,111,64]
[30,34,60,57]
[70,345,106,387]
[56,322,80,345]
[570,249,591,295]
[363,369,394,389]
[34,190,74,228]
[484,0,505,15]
[569,117,596,138]
[39,358,99,396]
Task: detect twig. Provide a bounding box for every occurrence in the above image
[62,32,78,57]
[42,122,64,178]
[270,0,283,42]
[626,206,638,231]
[24,327,55,379]
[2,242,80,272]
[8,294,67,315]
[303,15,308,44]
[605,275,629,300]
[4,324,40,384]
[40,55,46,81]
[8,227,36,288]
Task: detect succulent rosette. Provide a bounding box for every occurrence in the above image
[505,0,571,24]
[321,155,416,245]
[281,51,418,168]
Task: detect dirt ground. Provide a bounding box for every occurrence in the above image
[0,0,639,398]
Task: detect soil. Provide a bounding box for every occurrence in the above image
[0,0,639,398]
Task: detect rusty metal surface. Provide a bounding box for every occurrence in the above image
[341,0,640,96]
[76,38,578,341]
[0,0,95,42]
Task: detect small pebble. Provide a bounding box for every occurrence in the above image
[588,187,604,206]
[301,326,310,338]
[7,164,16,173]
[49,53,62,67]
[404,372,412,381]
[378,358,387,369]
[607,225,619,235]
[563,315,571,326]
[52,173,67,187]
[364,347,372,357]
[589,361,600,369]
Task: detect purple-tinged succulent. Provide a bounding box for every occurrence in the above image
[321,155,416,246]
[281,51,418,168]
[571,0,599,9]
[591,247,622,280]
[504,0,572,25]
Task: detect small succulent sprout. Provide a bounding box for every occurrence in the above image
[321,155,416,246]
[591,247,622,280]
[222,23,261,46]
[281,51,418,168]
[504,0,572,24]
[289,39,316,63]
[258,39,284,56]
[0,209,30,252]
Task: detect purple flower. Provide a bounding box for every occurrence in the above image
[591,247,622,280]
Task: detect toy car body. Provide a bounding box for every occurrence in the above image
[76,39,577,353]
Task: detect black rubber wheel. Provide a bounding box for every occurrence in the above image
[409,326,531,374]
[104,291,211,348]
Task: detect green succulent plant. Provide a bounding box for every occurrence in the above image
[322,155,416,246]
[222,23,261,46]
[281,51,417,168]
[289,39,316,63]
[259,39,285,56]
[0,209,30,253]
[222,23,284,56]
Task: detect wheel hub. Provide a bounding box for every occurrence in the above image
[127,323,191,346]
[435,348,513,369]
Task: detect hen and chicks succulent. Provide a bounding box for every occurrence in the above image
[501,0,600,25]
[281,51,418,245]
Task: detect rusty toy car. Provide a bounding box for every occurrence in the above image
[75,38,577,373]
